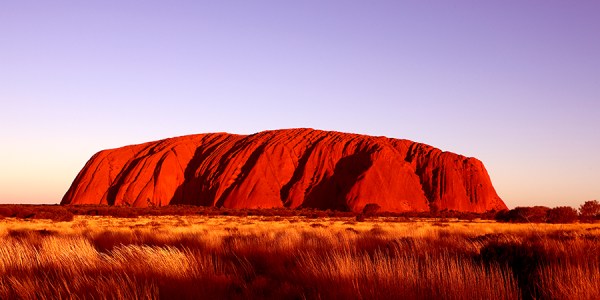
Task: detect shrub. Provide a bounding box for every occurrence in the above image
[546,206,578,224]
[362,203,381,216]
[494,210,510,222]
[579,200,600,222]
[429,202,440,215]
[31,211,74,222]
[0,207,13,217]
[15,208,36,219]
[496,206,550,223]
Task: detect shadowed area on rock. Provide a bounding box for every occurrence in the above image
[62,128,507,212]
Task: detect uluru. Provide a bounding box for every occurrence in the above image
[61,128,507,212]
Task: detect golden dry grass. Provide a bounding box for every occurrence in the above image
[0,216,599,299]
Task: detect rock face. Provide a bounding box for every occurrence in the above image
[62,129,507,212]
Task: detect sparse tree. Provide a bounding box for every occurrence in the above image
[579,200,600,222]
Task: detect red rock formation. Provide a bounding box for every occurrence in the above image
[61,129,507,212]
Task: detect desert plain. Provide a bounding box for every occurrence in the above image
[1,209,599,300]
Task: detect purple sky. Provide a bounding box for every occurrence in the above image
[1,1,599,208]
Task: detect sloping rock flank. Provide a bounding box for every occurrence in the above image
[62,129,507,212]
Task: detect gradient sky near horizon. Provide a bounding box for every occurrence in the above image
[1,1,599,208]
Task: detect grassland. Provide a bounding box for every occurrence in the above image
[1,215,599,299]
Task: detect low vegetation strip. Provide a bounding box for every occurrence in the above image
[0,216,599,299]
[1,201,599,223]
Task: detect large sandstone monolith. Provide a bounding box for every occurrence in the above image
[62,128,507,212]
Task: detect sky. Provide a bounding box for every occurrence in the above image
[1,1,598,208]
